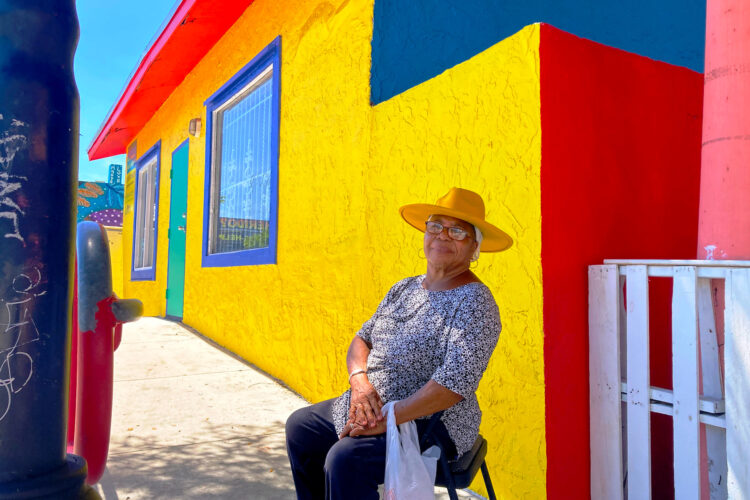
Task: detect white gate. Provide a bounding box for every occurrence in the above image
[589,260,750,500]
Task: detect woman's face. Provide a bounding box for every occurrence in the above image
[423,214,478,270]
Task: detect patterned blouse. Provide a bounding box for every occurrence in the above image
[331,275,501,456]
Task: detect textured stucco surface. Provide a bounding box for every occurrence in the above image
[104,226,123,297]
[121,1,545,497]
[368,26,545,499]
[539,24,704,499]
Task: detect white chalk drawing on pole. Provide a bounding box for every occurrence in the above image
[0,267,45,422]
[0,172,28,244]
[0,116,29,244]
[704,244,728,260]
[0,116,27,171]
[705,245,717,260]
[0,115,37,421]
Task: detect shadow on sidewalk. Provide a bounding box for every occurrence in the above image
[99,419,295,499]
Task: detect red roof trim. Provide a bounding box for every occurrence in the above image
[88,0,254,160]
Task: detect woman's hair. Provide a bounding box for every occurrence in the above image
[471,226,483,262]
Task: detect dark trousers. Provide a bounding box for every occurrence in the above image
[285,398,456,500]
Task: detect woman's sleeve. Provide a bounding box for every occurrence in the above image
[355,315,376,344]
[431,291,502,399]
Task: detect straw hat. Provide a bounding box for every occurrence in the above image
[399,187,513,252]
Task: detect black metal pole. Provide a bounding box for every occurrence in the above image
[0,0,89,497]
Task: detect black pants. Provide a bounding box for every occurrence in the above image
[285,398,456,500]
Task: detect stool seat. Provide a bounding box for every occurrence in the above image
[435,435,488,489]
[421,411,497,500]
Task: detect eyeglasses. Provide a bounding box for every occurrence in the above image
[425,221,472,241]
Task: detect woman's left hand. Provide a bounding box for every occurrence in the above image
[339,418,386,438]
[339,405,386,438]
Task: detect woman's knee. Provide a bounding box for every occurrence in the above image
[285,406,312,445]
[324,438,357,475]
[324,437,385,493]
[324,436,383,474]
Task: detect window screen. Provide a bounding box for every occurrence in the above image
[209,69,273,255]
[134,157,157,270]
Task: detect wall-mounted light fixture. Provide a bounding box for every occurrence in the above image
[188,118,202,138]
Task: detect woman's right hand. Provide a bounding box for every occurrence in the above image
[349,373,384,428]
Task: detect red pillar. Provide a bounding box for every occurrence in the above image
[698,0,750,258]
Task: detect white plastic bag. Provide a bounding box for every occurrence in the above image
[382,401,441,500]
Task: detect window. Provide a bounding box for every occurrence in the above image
[202,37,280,267]
[131,142,161,280]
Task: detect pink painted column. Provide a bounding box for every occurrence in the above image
[698,0,750,258]
[697,2,750,499]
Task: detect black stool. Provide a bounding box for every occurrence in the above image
[421,412,497,500]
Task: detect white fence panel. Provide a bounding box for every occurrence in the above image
[672,266,700,500]
[589,261,747,500]
[725,269,750,498]
[619,273,629,491]
[697,278,727,500]
[626,265,651,500]
[589,265,623,500]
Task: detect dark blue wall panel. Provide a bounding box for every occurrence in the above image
[371,0,706,104]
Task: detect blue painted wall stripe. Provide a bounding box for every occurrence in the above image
[371,0,706,105]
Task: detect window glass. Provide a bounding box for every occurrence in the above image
[209,69,273,255]
[134,157,157,269]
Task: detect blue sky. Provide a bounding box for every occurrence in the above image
[75,0,178,181]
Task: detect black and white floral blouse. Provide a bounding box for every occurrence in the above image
[331,275,501,456]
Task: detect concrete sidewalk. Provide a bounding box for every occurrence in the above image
[94,317,477,499]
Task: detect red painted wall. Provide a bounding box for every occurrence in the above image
[539,24,703,499]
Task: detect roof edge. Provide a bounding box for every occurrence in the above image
[87,0,197,160]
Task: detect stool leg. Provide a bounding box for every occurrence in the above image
[440,457,459,500]
[480,461,497,500]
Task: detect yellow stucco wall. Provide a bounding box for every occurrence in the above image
[104,226,123,297]
[122,1,545,496]
[368,28,545,498]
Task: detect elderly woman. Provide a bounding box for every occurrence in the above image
[285,187,512,500]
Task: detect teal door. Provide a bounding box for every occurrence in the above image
[166,141,189,318]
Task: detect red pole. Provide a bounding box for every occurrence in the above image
[68,264,79,452]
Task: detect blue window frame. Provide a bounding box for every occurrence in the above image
[202,36,281,267]
[131,141,161,280]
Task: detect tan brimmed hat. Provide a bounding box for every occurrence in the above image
[399,187,513,252]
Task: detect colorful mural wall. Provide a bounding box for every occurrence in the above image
[99,0,706,497]
[77,174,124,296]
[77,181,124,226]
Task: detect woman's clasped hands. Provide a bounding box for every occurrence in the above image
[339,372,386,438]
